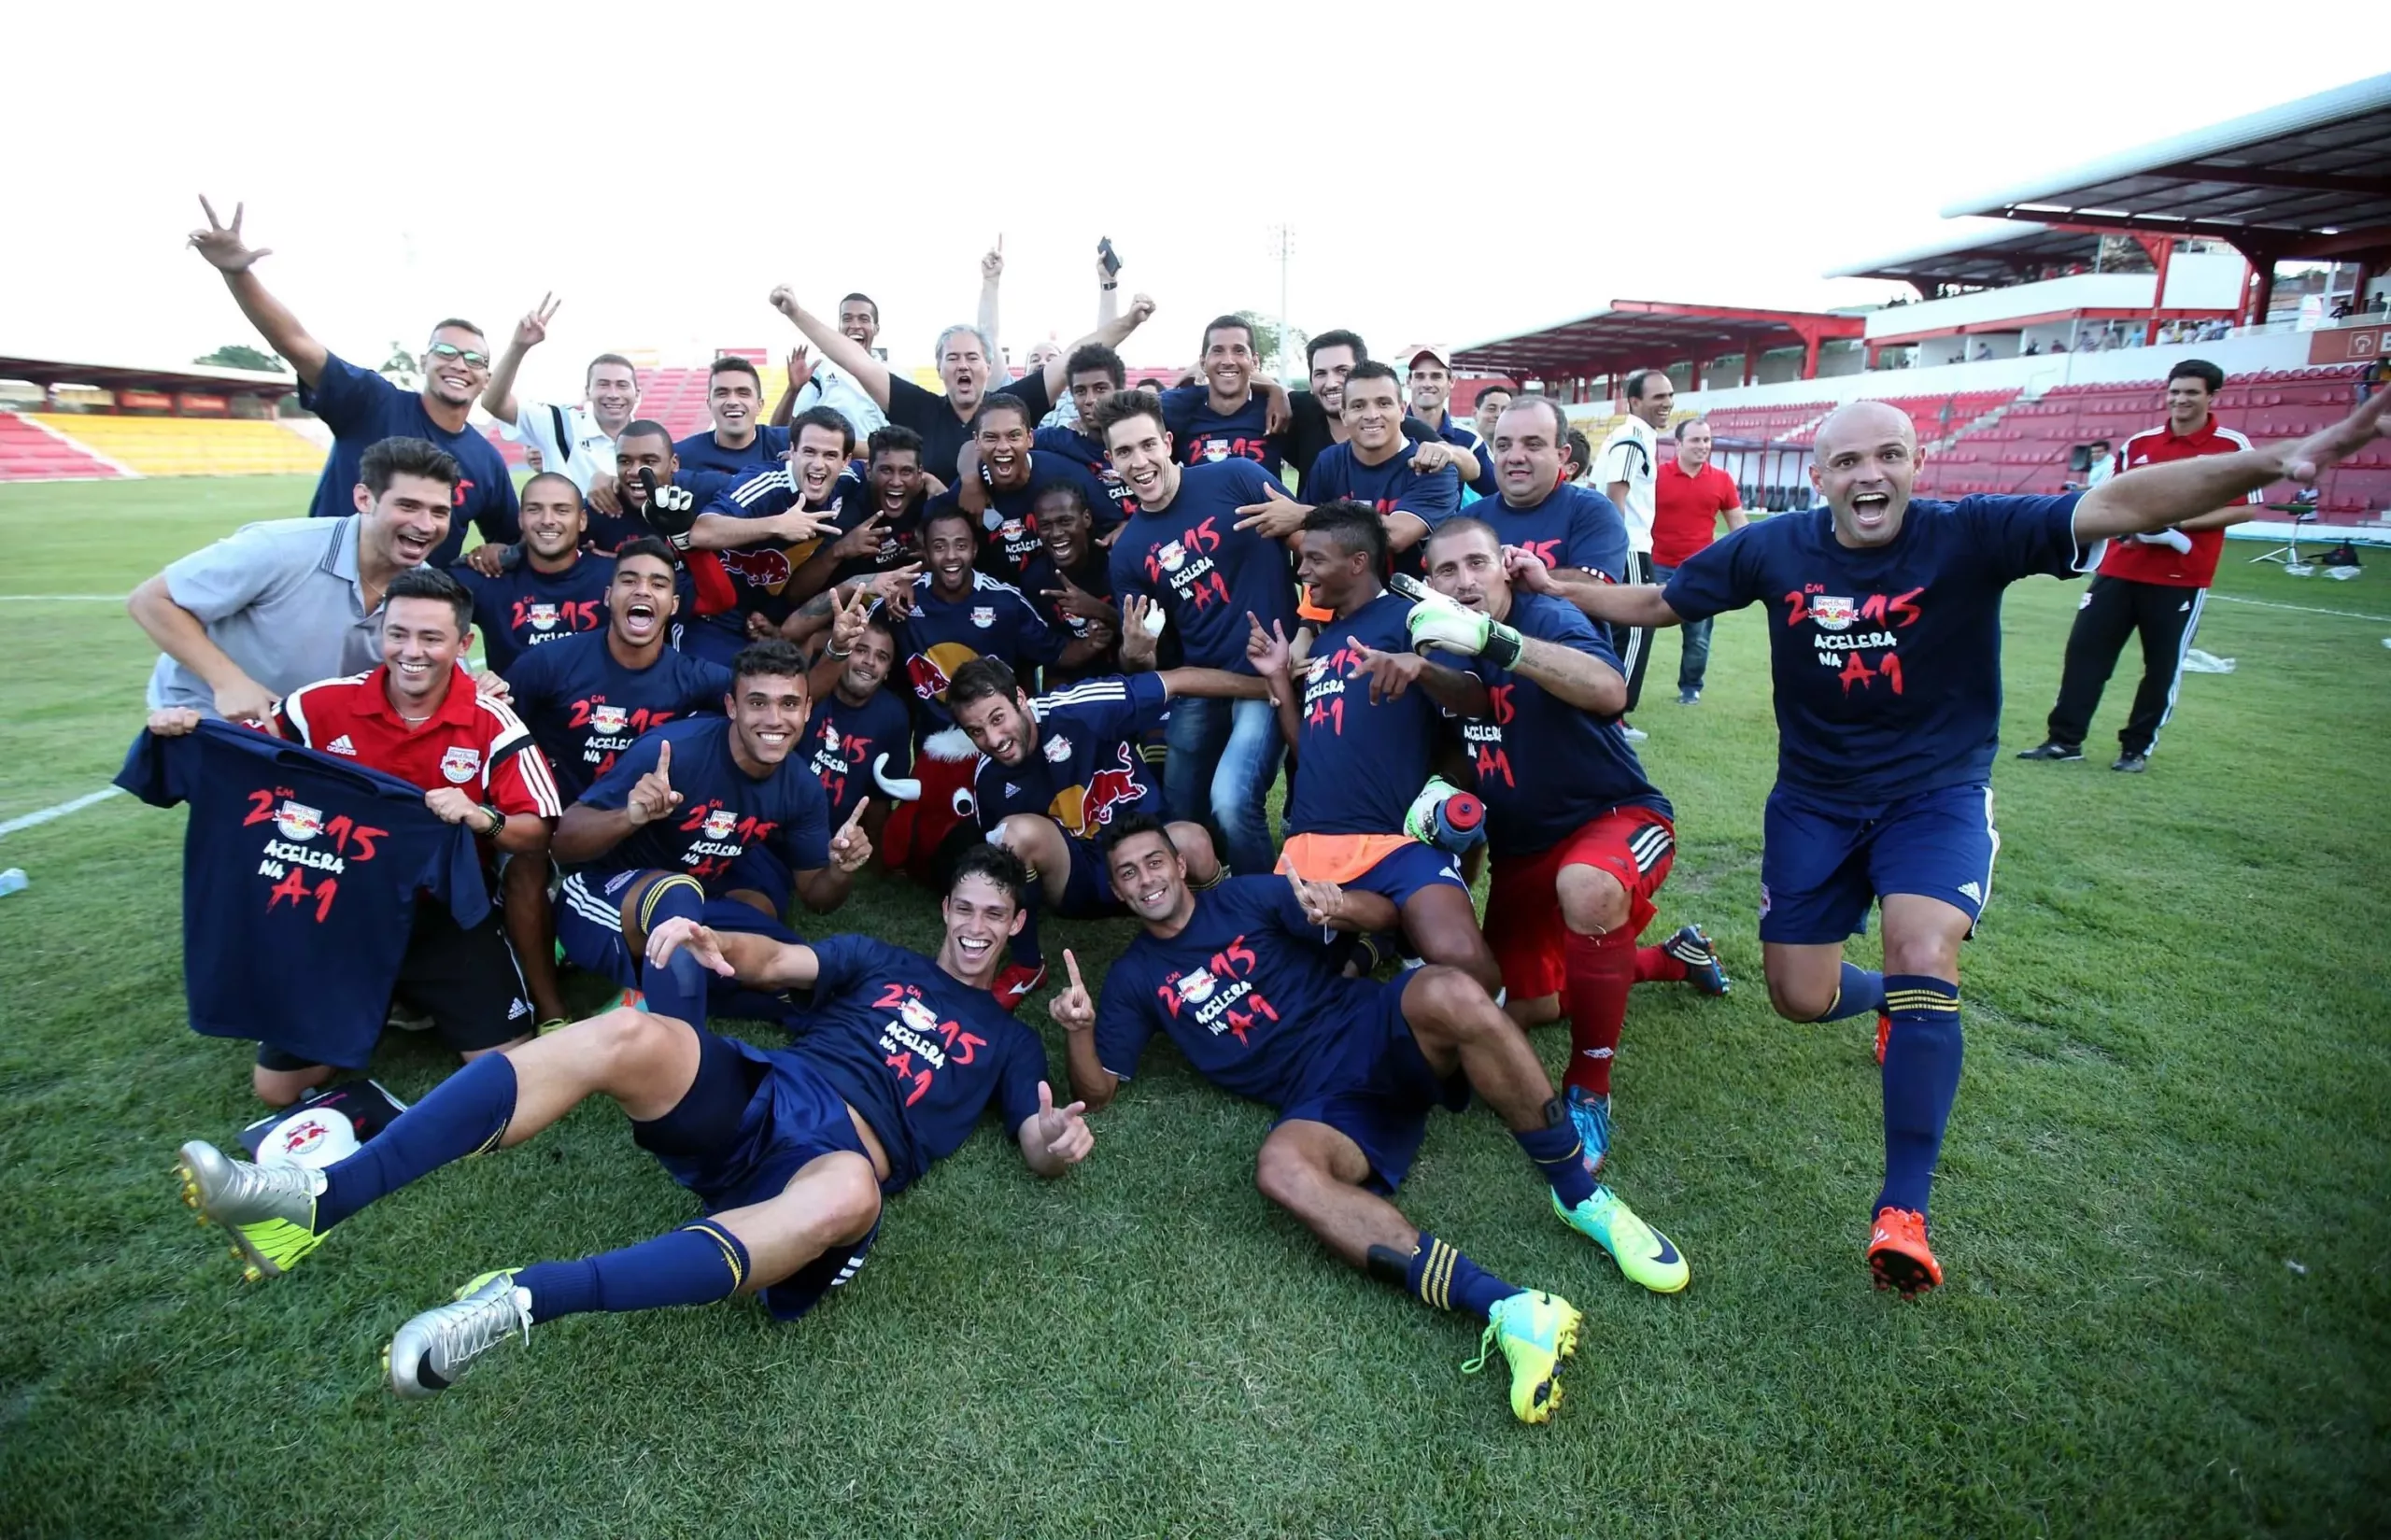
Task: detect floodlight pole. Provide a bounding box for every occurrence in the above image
[1268,224,1295,375]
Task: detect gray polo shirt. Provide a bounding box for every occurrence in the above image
[146,516,385,714]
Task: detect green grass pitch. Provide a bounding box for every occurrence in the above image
[1,474,2386,1537]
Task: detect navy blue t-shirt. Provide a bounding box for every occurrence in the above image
[1034,424,1137,523]
[1286,589,1437,837]
[801,685,915,829]
[300,355,518,567]
[1096,875,1379,1103]
[888,373,1055,486]
[889,572,1063,733]
[692,467,867,654]
[926,451,1120,583]
[502,630,733,803]
[671,424,792,478]
[1477,483,1630,581]
[1306,440,1462,572]
[1454,594,1669,855]
[1413,414,1495,491]
[781,935,1049,1194]
[576,715,832,891]
[1108,459,1299,673]
[972,672,1169,838]
[1663,494,2092,805]
[1020,544,1119,683]
[1160,386,1283,477]
[452,554,615,673]
[116,721,488,1068]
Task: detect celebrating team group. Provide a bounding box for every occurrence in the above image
[142,200,2391,1424]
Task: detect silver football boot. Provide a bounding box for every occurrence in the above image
[385,1270,534,1400]
[175,1140,328,1281]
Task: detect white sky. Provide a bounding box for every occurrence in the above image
[12,5,2389,403]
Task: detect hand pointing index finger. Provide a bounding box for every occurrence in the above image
[840,795,872,835]
[1038,1079,1054,1116]
[1064,947,1085,996]
[654,738,672,783]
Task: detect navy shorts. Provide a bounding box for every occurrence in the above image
[648,1035,880,1321]
[1348,842,1468,911]
[1054,832,1127,919]
[557,869,800,991]
[1759,782,2001,945]
[1275,980,1471,1194]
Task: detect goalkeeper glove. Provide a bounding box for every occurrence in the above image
[638,468,700,550]
[1397,580,1525,668]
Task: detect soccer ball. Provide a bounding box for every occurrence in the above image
[258,1109,361,1169]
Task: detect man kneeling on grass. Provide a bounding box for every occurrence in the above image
[173,845,1091,1400]
[1048,814,1688,1428]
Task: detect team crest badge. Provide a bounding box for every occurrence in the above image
[898,996,940,1034]
[998,519,1026,543]
[1157,541,1187,572]
[1201,442,1229,462]
[1175,969,1217,1004]
[1042,734,1073,764]
[590,705,629,734]
[970,606,996,629]
[439,746,482,784]
[528,603,559,631]
[273,800,323,841]
[1810,596,1856,631]
[701,809,739,841]
[821,724,841,755]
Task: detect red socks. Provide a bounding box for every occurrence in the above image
[1634,945,1687,983]
[1561,928,1636,1098]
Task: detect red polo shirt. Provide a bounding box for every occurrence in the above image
[274,663,564,818]
[2096,417,2257,588]
[1651,459,1743,568]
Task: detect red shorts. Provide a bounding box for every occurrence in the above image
[1485,808,1675,1002]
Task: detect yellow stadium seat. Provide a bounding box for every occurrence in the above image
[29,415,325,477]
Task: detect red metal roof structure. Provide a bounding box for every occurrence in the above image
[0,352,298,403]
[1943,72,2391,323]
[1450,300,1864,394]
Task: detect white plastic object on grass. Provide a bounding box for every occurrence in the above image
[0,869,25,898]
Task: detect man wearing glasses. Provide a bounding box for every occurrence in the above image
[189,196,520,567]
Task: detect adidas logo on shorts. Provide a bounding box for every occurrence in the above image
[1957,881,1983,902]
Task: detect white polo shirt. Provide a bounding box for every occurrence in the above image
[512,400,618,493]
[1595,416,1659,555]
[793,363,888,443]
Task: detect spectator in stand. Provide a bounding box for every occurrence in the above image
[134,437,459,723]
[478,293,642,506]
[2018,360,2259,774]
[186,197,517,569]
[1648,417,1747,704]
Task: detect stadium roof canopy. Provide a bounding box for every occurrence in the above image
[1450,301,1864,384]
[1941,72,2391,262]
[1825,219,2143,290]
[0,352,300,397]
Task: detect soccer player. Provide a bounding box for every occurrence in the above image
[134,436,458,723]
[147,567,563,1100]
[1235,361,1462,566]
[1276,330,1377,485]
[172,846,1092,1398]
[1021,483,1121,685]
[1095,390,1300,879]
[672,357,791,477]
[2017,360,2258,773]
[929,393,1119,581]
[773,291,889,442]
[1595,370,1673,717]
[1543,389,2391,1294]
[1159,316,1291,475]
[1477,397,1630,585]
[1648,417,1747,705]
[881,504,1084,737]
[1059,820,1670,1424]
[1472,384,1516,444]
[1036,343,1139,523]
[477,292,643,502]
[1241,502,1497,994]
[186,197,517,567]
[1403,345,1494,491]
[672,407,857,664]
[450,473,613,673]
[551,640,870,1016]
[502,538,732,804]
[798,595,913,852]
[771,277,1154,485]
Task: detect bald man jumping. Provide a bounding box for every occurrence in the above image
[1526,389,2391,1296]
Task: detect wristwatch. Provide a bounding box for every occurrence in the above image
[479,804,506,837]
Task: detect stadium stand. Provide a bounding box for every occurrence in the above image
[28,413,321,477]
[0,412,122,481]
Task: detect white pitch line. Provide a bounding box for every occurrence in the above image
[0,785,125,837]
[0,594,128,603]
[2208,594,2391,624]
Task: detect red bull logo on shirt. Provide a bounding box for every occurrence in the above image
[906,642,982,703]
[1155,944,1278,1044]
[528,602,560,631]
[273,800,324,841]
[1047,743,1150,837]
[701,808,739,841]
[590,705,630,735]
[1786,585,1925,694]
[717,546,794,589]
[241,784,387,923]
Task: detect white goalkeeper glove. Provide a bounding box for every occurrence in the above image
[1389,574,1524,668]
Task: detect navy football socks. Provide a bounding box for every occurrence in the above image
[637,879,709,1026]
[514,1220,752,1324]
[1876,974,1963,1216]
[1394,1231,1517,1321]
[1516,1102,1598,1208]
[315,1053,517,1229]
[1817,963,1887,1023]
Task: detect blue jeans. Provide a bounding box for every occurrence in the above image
[1650,562,1713,693]
[1163,694,1284,876]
